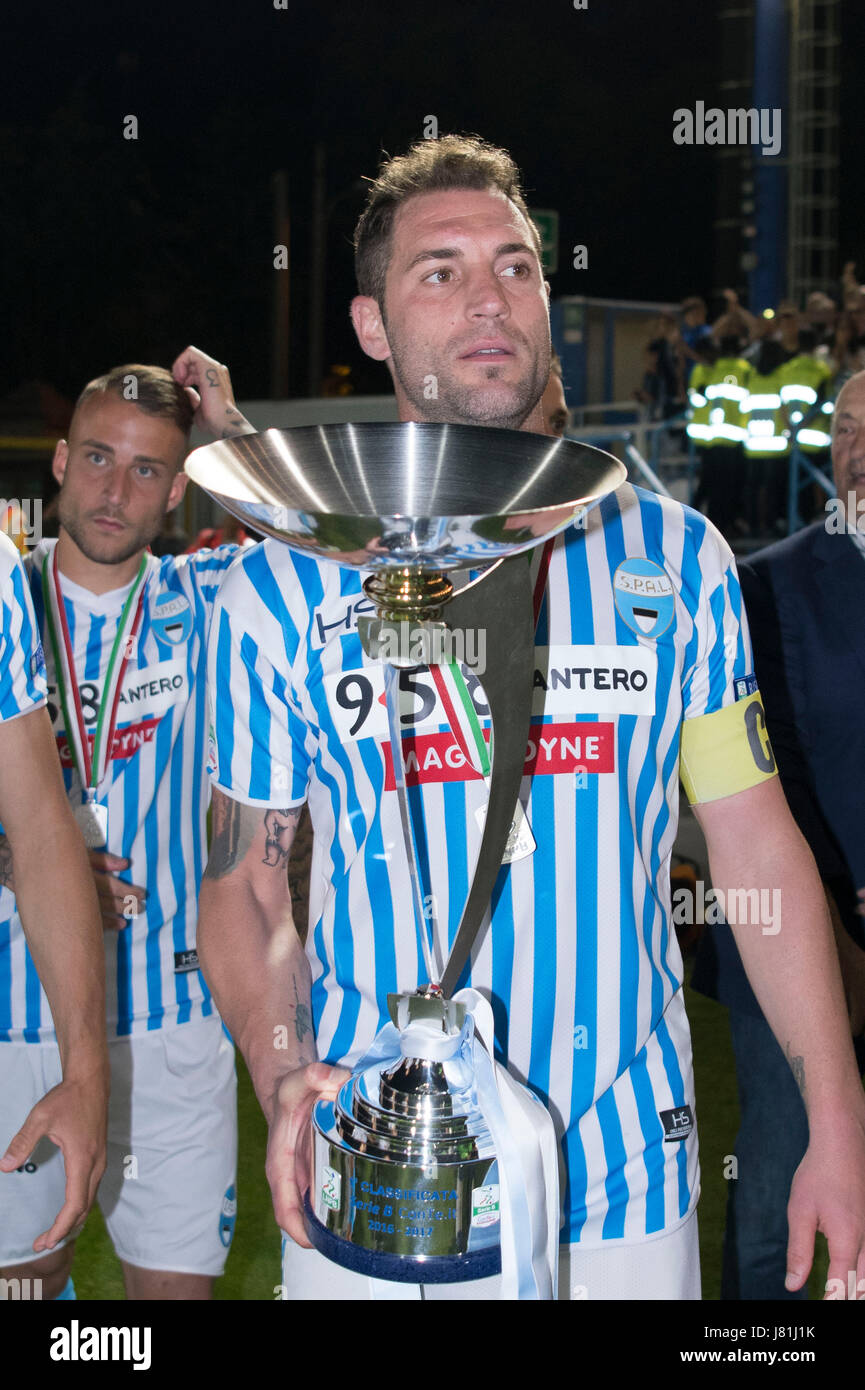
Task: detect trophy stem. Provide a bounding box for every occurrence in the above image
[364,568,453,622]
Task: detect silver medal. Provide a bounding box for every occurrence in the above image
[74,797,108,850]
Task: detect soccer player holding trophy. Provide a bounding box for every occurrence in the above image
[196,136,865,1300]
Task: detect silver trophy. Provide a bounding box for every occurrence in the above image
[186,422,624,1284]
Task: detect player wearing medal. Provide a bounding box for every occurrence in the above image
[0,351,255,1300]
[198,136,865,1299]
[0,533,109,1260]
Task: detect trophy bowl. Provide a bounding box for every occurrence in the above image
[184,420,626,573]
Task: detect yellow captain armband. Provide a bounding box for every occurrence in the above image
[679,691,778,804]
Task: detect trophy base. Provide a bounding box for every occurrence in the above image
[303,1194,501,1284]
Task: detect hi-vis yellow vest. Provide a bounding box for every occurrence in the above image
[697,357,750,446]
[779,354,834,453]
[743,366,788,457]
[686,363,714,444]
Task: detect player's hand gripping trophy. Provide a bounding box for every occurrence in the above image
[187,421,624,1297]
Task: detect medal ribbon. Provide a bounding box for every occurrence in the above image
[42,548,149,795]
[435,539,555,775]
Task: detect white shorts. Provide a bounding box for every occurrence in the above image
[0,1015,237,1275]
[279,1208,701,1300]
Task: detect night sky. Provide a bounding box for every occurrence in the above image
[2,0,864,405]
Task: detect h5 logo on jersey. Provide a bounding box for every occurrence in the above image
[660,1105,694,1141]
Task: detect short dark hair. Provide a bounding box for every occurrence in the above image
[693,338,718,365]
[718,334,743,357]
[353,134,542,307]
[755,339,787,377]
[74,364,194,438]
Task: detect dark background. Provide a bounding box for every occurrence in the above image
[2,0,864,402]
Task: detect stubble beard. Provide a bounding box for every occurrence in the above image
[394,362,539,430]
[58,495,159,568]
[383,311,548,431]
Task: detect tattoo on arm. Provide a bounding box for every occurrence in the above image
[220,406,254,439]
[204,794,259,880]
[786,1043,806,1097]
[293,974,312,1045]
[0,834,14,893]
[287,804,313,943]
[263,807,302,868]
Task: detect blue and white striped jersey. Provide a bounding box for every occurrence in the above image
[207,484,753,1245]
[0,539,237,1044]
[0,532,47,720]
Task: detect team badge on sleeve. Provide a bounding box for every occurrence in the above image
[30,641,46,681]
[613,558,675,639]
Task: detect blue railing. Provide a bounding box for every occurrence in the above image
[568,412,696,503]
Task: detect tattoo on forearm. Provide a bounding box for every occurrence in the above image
[287,805,313,942]
[293,975,312,1045]
[0,834,14,892]
[786,1043,806,1097]
[220,407,253,440]
[263,807,301,868]
[204,795,258,880]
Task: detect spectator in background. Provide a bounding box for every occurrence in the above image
[779,328,834,524]
[713,289,761,351]
[832,263,865,388]
[830,309,865,392]
[804,291,837,351]
[637,313,686,421]
[841,260,863,309]
[742,337,790,535]
[690,335,750,538]
[775,302,801,361]
[679,296,713,383]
